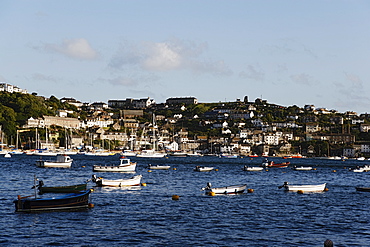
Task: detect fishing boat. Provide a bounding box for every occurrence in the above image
[355,187,370,192]
[35,155,73,168]
[202,182,247,195]
[93,157,136,172]
[279,182,327,192]
[293,166,313,171]
[243,166,264,171]
[194,166,214,172]
[13,190,92,212]
[92,174,142,187]
[37,180,88,194]
[147,164,171,170]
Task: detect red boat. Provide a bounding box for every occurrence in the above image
[266,161,290,168]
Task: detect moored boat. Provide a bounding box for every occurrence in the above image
[136,149,167,158]
[194,166,214,172]
[262,159,290,168]
[37,180,88,194]
[93,157,136,172]
[147,164,171,170]
[355,187,370,192]
[279,182,327,192]
[243,166,263,171]
[202,182,247,195]
[13,190,92,212]
[120,150,137,157]
[293,166,313,171]
[35,155,73,168]
[92,174,142,187]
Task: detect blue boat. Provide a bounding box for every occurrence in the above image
[13,190,92,212]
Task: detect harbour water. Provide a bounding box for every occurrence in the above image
[1,154,370,246]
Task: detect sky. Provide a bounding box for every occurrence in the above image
[1,1,370,114]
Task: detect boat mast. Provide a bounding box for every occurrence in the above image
[152,113,156,151]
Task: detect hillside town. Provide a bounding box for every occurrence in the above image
[1,82,370,158]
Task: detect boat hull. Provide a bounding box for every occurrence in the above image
[283,183,326,192]
[356,187,370,192]
[95,175,142,187]
[205,184,247,194]
[293,166,313,171]
[194,166,214,172]
[36,160,72,168]
[13,190,91,212]
[243,166,263,171]
[147,165,171,170]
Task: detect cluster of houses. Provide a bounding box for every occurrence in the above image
[2,82,370,157]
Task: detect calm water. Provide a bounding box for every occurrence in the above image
[1,154,370,246]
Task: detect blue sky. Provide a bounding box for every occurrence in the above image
[1,1,370,114]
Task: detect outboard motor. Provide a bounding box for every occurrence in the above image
[92,174,97,183]
[38,180,44,188]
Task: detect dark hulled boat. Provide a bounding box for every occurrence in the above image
[356,187,370,192]
[13,190,92,212]
[38,182,87,194]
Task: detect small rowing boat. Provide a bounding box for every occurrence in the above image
[202,182,247,195]
[355,187,370,192]
[194,166,214,172]
[293,166,313,171]
[243,166,263,171]
[279,182,327,192]
[92,174,142,187]
[147,164,171,170]
[38,180,87,194]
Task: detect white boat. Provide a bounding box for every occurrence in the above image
[202,182,247,194]
[147,164,171,170]
[279,182,327,192]
[93,157,137,172]
[220,153,238,158]
[85,151,115,156]
[4,152,11,158]
[351,165,370,172]
[352,167,365,172]
[194,166,214,172]
[137,150,167,158]
[243,166,263,171]
[169,151,188,157]
[35,155,73,168]
[92,174,142,187]
[293,166,313,171]
[120,150,137,157]
[33,150,59,156]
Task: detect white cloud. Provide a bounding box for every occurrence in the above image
[42,38,98,60]
[239,65,264,81]
[290,73,317,86]
[333,73,370,113]
[142,42,182,71]
[109,38,231,76]
[31,73,58,82]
